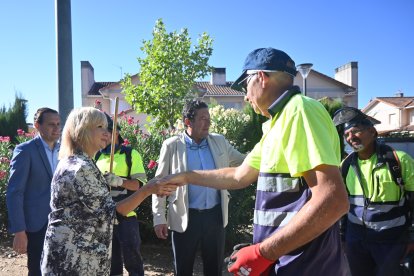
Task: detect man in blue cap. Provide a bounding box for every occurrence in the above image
[155,47,350,275]
[334,107,414,276]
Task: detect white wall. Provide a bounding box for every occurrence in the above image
[366,102,402,131]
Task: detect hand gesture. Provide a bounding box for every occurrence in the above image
[146,178,177,196]
[226,243,274,276]
[104,172,123,187]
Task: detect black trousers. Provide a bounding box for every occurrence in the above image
[110,216,144,276]
[27,223,47,276]
[171,204,225,276]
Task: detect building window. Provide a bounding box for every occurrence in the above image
[389,113,396,125]
[410,110,414,124]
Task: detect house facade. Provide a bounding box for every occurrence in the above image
[362,94,414,135]
[81,60,358,123]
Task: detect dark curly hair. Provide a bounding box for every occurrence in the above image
[182,100,208,123]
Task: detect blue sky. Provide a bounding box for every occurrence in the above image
[1,0,413,124]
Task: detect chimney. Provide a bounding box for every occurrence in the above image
[210,67,226,86]
[335,61,358,108]
[81,61,95,105]
[395,91,404,97]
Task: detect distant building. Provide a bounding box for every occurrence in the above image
[81,60,358,125]
[363,93,414,136]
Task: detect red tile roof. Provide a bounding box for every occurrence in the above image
[195,82,245,96]
[88,81,244,96]
[375,97,414,108]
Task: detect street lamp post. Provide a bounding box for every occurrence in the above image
[297,63,313,96]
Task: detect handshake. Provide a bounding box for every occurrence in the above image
[103,173,124,187]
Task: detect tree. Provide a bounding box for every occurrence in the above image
[0,95,28,142]
[122,19,213,130]
[318,97,346,158]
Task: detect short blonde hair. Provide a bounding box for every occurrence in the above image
[59,107,107,159]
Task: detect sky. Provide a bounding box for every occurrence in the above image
[1,0,413,124]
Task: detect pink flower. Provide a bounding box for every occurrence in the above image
[0,136,10,143]
[94,100,102,110]
[17,129,25,136]
[0,157,10,163]
[127,116,134,125]
[147,160,158,170]
[0,170,7,180]
[122,139,130,146]
[133,129,139,135]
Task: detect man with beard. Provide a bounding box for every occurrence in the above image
[333,107,414,276]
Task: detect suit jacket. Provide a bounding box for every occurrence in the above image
[152,133,245,233]
[6,136,58,233]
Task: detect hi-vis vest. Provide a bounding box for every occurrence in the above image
[246,89,348,275]
[96,146,147,217]
[342,144,410,241]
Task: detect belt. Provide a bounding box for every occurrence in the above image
[189,204,220,213]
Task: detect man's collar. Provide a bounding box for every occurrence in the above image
[184,130,207,145]
[268,86,301,117]
[39,135,59,150]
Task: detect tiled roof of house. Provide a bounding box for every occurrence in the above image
[88,81,244,97]
[88,82,116,95]
[375,97,414,108]
[195,81,245,96]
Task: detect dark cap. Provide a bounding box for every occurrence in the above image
[231,48,297,90]
[333,107,381,130]
[104,113,121,132]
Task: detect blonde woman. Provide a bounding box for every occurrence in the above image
[40,107,176,275]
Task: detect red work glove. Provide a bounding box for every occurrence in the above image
[226,243,274,276]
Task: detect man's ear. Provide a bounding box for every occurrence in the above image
[34,122,40,130]
[258,71,269,88]
[184,118,191,128]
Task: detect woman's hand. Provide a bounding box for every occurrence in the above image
[146,177,178,196]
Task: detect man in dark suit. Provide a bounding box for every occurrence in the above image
[6,107,61,276]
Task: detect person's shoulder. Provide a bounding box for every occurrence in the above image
[15,136,39,149]
[163,134,182,145]
[208,133,225,139]
[395,149,414,162]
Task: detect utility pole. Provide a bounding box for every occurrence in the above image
[56,0,74,124]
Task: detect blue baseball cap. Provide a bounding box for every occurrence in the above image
[231,48,297,90]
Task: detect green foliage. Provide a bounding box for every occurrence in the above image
[0,95,28,142]
[122,18,214,131]
[209,105,251,153]
[318,97,346,158]
[0,137,12,235]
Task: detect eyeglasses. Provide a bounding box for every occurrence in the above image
[238,73,258,92]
